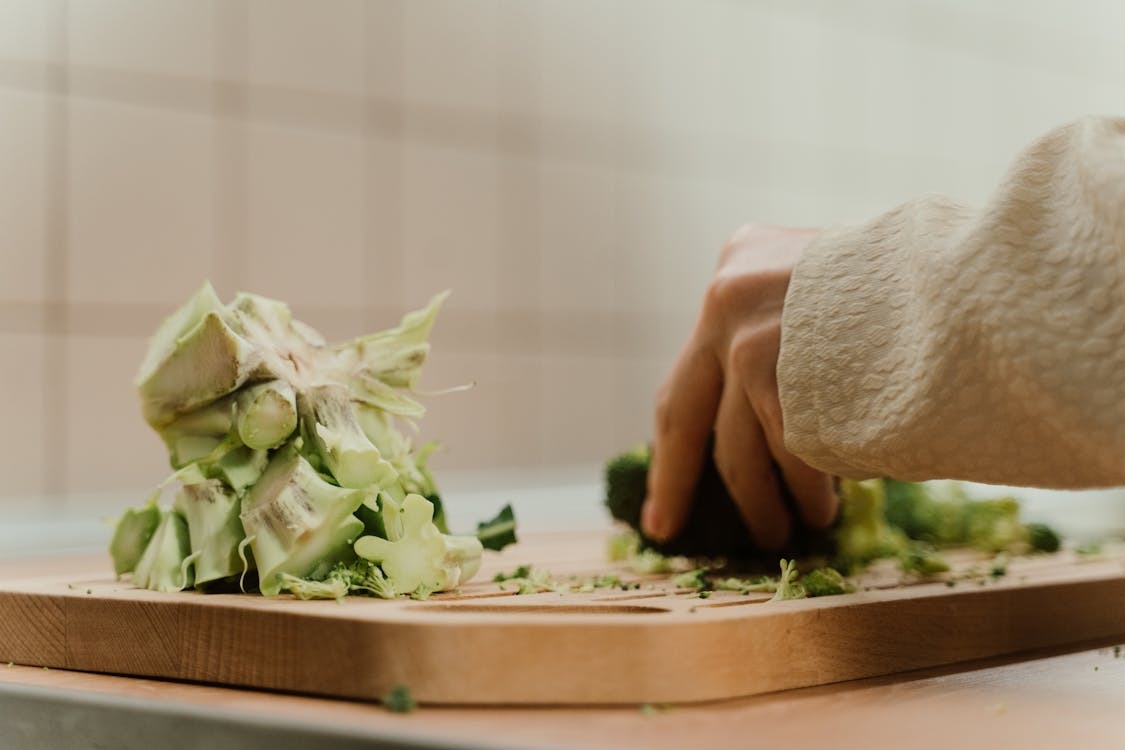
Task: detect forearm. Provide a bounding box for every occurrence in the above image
[778,116,1125,488]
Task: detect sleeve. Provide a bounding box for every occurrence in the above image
[776,116,1125,489]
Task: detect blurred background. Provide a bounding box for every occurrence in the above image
[2,1,1124,545]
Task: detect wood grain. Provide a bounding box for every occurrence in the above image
[3,534,1125,705]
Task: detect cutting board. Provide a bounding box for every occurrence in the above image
[3,532,1125,706]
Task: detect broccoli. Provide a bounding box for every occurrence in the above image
[109,497,161,576]
[898,543,951,577]
[770,559,806,601]
[604,442,834,562]
[1026,523,1061,553]
[834,479,909,569]
[885,478,1060,555]
[114,284,515,599]
[132,509,193,593]
[354,493,483,595]
[475,504,517,552]
[671,568,711,591]
[801,567,852,597]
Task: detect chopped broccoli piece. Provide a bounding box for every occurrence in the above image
[898,543,951,577]
[801,567,852,597]
[493,565,532,583]
[990,553,1008,578]
[770,559,807,601]
[383,684,417,713]
[132,510,193,592]
[607,529,641,562]
[354,494,483,593]
[277,573,349,601]
[1026,523,1062,553]
[627,547,676,575]
[671,569,711,591]
[475,504,517,552]
[835,479,909,569]
[109,497,162,576]
[240,445,367,596]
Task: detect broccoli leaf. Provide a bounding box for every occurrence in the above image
[476,503,517,552]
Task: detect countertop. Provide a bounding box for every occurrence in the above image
[2,554,1124,749]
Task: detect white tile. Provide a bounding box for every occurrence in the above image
[0,90,46,303]
[612,356,666,450]
[403,0,498,111]
[0,0,48,61]
[0,334,45,497]
[615,0,733,137]
[614,171,719,317]
[538,161,617,314]
[537,0,621,124]
[540,353,618,466]
[490,352,542,468]
[401,142,499,312]
[63,334,169,495]
[67,99,215,306]
[247,0,366,94]
[244,122,367,308]
[364,0,406,101]
[68,0,214,77]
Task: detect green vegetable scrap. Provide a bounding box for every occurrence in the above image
[801,567,852,597]
[110,284,516,599]
[898,543,951,578]
[603,446,1065,593]
[383,684,417,713]
[835,479,909,570]
[770,559,807,601]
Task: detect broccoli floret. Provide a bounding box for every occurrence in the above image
[770,559,807,601]
[834,479,909,569]
[354,493,483,593]
[801,567,851,597]
[964,497,1027,553]
[1026,523,1061,553]
[604,442,834,562]
[607,529,641,562]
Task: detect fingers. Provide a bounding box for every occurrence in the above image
[751,386,839,529]
[643,340,723,542]
[713,375,791,549]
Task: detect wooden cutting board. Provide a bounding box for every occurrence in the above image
[3,532,1125,706]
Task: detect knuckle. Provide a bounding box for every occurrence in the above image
[702,271,744,319]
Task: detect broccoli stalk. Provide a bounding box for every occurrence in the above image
[172,472,246,586]
[770,559,806,601]
[236,379,298,450]
[239,446,367,596]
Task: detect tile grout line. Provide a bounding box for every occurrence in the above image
[42,0,69,499]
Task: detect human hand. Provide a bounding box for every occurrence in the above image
[641,225,838,549]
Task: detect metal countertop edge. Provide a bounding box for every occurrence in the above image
[0,680,593,750]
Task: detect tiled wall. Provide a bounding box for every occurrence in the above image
[2,0,1123,502]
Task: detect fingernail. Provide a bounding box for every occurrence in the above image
[641,499,665,541]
